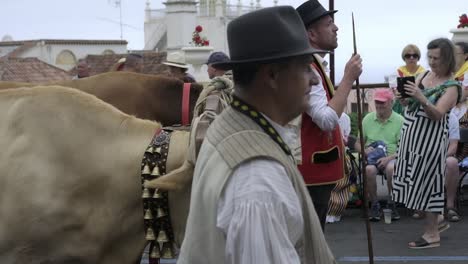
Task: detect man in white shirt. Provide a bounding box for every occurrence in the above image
[294,0,362,229]
[178,6,336,264]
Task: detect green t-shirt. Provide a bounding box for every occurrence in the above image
[362,111,404,155]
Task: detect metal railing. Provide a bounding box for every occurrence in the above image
[147,2,268,19]
[197,3,260,17]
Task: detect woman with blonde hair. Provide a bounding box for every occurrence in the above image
[393,44,427,115]
[454,42,468,83]
[397,44,426,77]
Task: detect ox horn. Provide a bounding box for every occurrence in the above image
[144,160,194,191]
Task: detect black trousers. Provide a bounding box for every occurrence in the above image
[307,184,336,231]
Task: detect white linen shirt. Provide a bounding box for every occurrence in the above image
[451,104,467,121]
[338,112,351,142]
[286,56,340,164]
[305,56,340,131]
[217,115,303,264]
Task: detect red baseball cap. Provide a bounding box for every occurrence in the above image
[374,88,394,102]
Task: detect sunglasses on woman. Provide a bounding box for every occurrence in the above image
[404,53,419,59]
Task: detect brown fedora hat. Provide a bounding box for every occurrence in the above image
[296,0,337,27]
[213,6,327,70]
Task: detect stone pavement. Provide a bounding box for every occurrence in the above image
[141,204,468,264]
[326,204,468,264]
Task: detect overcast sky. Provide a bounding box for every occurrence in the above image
[0,0,466,82]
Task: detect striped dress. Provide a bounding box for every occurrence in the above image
[392,106,449,214]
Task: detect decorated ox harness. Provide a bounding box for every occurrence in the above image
[140,129,176,263]
[140,76,233,263]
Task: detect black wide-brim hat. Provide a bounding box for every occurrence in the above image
[296,0,337,27]
[213,6,327,70]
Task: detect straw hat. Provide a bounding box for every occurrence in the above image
[163,52,189,69]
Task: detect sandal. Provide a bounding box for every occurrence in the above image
[412,210,425,219]
[408,237,440,249]
[447,208,461,222]
[438,220,450,233]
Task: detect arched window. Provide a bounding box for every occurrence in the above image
[102,49,115,55]
[55,50,76,65]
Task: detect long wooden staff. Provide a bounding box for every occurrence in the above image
[352,12,375,264]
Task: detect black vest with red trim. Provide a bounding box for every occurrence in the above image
[298,55,345,185]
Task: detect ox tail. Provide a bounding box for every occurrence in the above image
[144,159,194,191]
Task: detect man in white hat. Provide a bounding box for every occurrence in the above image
[163,52,196,82]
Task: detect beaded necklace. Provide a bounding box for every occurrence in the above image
[230,95,293,158]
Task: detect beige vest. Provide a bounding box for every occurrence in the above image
[178,107,336,264]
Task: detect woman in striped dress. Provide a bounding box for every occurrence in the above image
[393,38,461,249]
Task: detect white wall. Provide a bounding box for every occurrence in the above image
[165,2,197,51]
[19,43,127,70]
[196,16,232,55]
[0,45,21,57]
[145,2,239,54]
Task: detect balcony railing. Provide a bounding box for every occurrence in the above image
[197,3,259,17]
[147,2,270,20]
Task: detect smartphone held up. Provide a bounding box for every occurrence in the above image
[397,76,415,98]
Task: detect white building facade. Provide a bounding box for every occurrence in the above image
[144,0,276,53]
[0,39,128,71]
[144,0,277,81]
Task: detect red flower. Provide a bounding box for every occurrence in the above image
[191,25,209,46]
[458,13,468,28]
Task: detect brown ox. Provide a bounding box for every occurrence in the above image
[0,72,203,126]
[0,86,190,263]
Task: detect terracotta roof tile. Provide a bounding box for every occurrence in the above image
[0,57,72,83]
[69,51,169,76]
